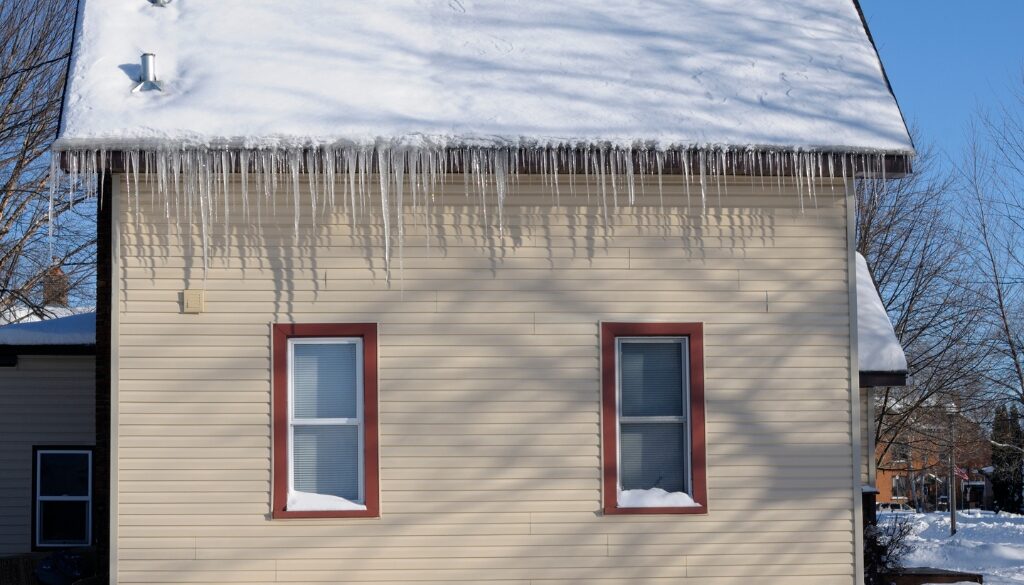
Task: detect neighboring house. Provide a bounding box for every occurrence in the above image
[0,313,96,555]
[54,1,913,583]
[874,416,992,512]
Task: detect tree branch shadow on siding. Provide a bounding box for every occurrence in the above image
[123,175,860,582]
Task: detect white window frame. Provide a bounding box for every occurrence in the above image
[615,337,692,495]
[287,337,365,505]
[35,449,92,548]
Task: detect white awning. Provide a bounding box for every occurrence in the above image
[856,253,907,381]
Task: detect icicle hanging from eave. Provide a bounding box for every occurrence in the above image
[48,144,910,280]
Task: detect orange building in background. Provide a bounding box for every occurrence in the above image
[874,420,991,511]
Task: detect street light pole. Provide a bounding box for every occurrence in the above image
[949,440,957,535]
[948,404,958,536]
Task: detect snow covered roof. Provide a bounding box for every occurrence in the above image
[856,254,908,383]
[0,312,96,348]
[57,0,912,154]
[1,305,94,326]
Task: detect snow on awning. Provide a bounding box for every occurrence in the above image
[58,0,912,154]
[856,254,908,387]
[0,312,96,349]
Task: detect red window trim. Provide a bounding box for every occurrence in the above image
[272,323,380,519]
[601,322,708,515]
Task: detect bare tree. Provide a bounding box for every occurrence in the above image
[856,137,990,469]
[0,0,95,322]
[960,75,1024,410]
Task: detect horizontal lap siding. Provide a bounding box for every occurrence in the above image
[0,356,95,555]
[114,176,854,584]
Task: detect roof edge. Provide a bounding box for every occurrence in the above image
[55,0,86,141]
[0,344,96,357]
[53,144,914,177]
[851,0,915,153]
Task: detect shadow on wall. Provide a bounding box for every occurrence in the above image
[117,174,857,580]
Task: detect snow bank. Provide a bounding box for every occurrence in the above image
[618,488,700,508]
[857,253,908,374]
[287,490,366,512]
[0,312,95,346]
[59,0,911,153]
[888,511,1024,585]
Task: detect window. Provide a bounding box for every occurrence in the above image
[33,448,92,548]
[272,324,379,518]
[892,475,908,500]
[601,323,707,514]
[892,444,910,464]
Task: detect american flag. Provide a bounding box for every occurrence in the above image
[955,467,970,481]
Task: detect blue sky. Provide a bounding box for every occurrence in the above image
[860,1,1024,161]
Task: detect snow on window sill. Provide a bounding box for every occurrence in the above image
[618,487,701,508]
[287,490,366,512]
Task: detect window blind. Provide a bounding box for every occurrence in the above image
[618,340,689,494]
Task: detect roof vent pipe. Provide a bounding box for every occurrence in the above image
[148,0,171,6]
[131,53,164,93]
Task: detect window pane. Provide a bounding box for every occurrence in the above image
[38,501,89,545]
[293,342,358,419]
[39,453,90,497]
[620,422,686,493]
[620,341,684,417]
[293,425,360,501]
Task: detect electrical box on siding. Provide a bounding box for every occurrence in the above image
[182,289,204,314]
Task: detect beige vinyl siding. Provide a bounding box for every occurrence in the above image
[115,175,856,584]
[0,355,95,555]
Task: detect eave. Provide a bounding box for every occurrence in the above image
[859,371,908,388]
[56,146,912,178]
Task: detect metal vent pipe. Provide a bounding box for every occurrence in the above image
[131,53,164,92]
[140,53,157,82]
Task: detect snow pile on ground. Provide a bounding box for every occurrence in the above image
[856,253,908,374]
[885,510,1024,585]
[618,488,700,508]
[0,312,95,346]
[60,0,911,152]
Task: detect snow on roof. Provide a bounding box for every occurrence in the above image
[857,254,907,374]
[57,0,912,153]
[0,312,96,346]
[1,305,94,326]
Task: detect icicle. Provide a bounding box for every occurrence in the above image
[392,148,406,279]
[625,147,635,206]
[681,149,692,211]
[655,150,665,211]
[47,143,911,293]
[377,146,392,279]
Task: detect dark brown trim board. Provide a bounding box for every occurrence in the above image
[271,323,380,519]
[0,344,95,358]
[859,371,908,388]
[62,148,912,178]
[94,172,112,576]
[600,322,708,515]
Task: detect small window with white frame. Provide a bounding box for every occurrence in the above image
[34,448,92,548]
[618,337,691,497]
[288,338,364,510]
[272,323,379,519]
